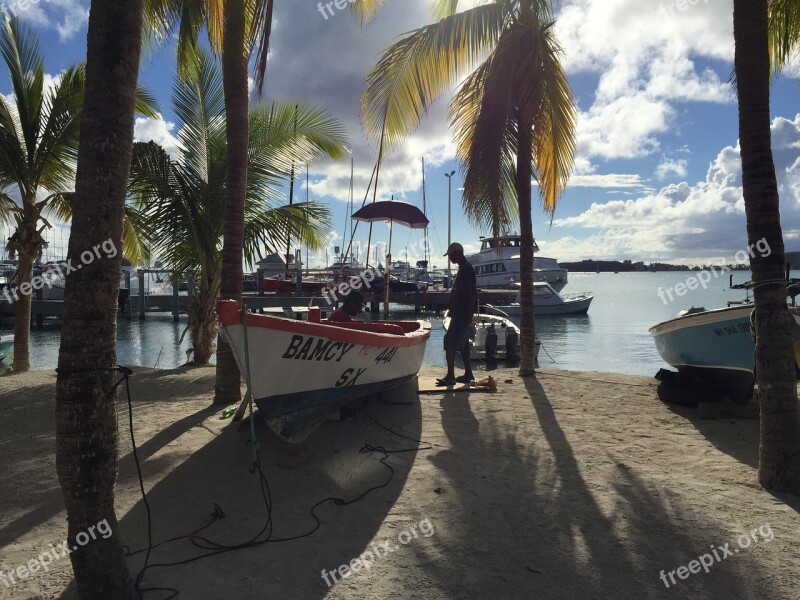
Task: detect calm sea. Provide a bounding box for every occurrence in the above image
[7,270,798,376]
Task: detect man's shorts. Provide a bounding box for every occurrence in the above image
[444,319,471,352]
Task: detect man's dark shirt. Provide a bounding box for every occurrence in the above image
[448,261,477,322]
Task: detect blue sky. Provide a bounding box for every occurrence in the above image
[3,0,800,269]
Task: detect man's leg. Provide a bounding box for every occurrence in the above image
[460,338,474,380]
[444,334,456,380]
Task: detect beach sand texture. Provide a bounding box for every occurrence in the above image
[1,366,798,599]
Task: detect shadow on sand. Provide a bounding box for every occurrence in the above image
[412,377,782,599]
[58,380,422,599]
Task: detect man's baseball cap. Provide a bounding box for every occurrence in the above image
[443,242,464,256]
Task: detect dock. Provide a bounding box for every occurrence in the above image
[0,284,518,324]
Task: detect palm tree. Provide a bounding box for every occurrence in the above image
[129,53,346,364]
[0,17,157,373]
[734,0,800,494]
[358,0,577,374]
[144,0,275,403]
[54,0,147,596]
[768,0,800,72]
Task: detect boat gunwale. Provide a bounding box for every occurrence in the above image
[217,301,431,348]
[648,305,754,336]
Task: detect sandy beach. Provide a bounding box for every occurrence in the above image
[1,365,799,599]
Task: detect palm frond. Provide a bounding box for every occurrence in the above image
[350,0,387,27]
[768,0,800,73]
[361,3,507,149]
[250,0,274,94]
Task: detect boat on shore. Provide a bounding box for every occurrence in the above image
[486,282,593,316]
[650,305,800,403]
[467,234,569,291]
[217,300,431,443]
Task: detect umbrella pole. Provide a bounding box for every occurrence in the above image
[384,220,393,319]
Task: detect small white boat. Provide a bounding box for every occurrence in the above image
[443,309,540,363]
[217,300,431,443]
[487,282,593,316]
[467,234,569,291]
[0,334,13,362]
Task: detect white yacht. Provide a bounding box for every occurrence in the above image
[467,235,569,291]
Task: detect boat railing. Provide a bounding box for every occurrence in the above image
[561,291,592,301]
[480,304,513,320]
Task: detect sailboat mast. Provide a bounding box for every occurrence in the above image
[421,157,428,270]
[285,105,298,276]
[366,119,387,269]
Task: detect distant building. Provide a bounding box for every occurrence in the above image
[257,253,303,276]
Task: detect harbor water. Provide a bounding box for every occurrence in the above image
[6,270,798,376]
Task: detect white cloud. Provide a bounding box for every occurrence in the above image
[569,173,647,188]
[549,114,800,262]
[12,0,89,42]
[133,116,180,159]
[557,0,734,163]
[655,157,688,181]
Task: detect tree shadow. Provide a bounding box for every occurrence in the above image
[57,382,423,599]
[659,402,760,469]
[0,373,221,551]
[409,377,780,599]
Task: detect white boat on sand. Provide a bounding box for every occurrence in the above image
[217,300,431,443]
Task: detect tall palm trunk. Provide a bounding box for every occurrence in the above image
[12,249,33,371]
[214,0,248,404]
[54,0,145,596]
[8,197,46,372]
[734,0,800,493]
[517,115,536,376]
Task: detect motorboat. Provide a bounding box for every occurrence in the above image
[486,282,593,316]
[650,305,800,403]
[443,308,540,363]
[0,334,13,362]
[467,234,568,291]
[217,300,431,443]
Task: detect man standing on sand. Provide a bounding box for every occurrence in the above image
[437,243,477,386]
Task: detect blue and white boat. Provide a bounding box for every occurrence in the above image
[650,305,755,402]
[650,305,800,403]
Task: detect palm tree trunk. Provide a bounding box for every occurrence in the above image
[517,116,536,376]
[54,0,145,596]
[12,249,33,372]
[734,0,800,493]
[214,0,248,405]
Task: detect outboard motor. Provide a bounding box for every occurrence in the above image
[485,324,498,360]
[505,327,519,360]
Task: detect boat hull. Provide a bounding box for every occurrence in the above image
[217,301,430,442]
[650,306,756,402]
[0,334,13,363]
